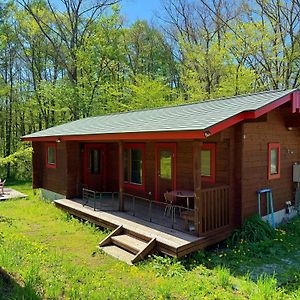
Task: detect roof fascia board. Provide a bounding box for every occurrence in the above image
[21,130,206,142]
[208,92,294,136]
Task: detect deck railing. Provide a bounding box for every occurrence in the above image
[200,185,230,233]
[81,186,230,235]
[124,193,197,233]
[82,188,118,211]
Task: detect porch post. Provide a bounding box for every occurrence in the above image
[193,140,202,236]
[118,141,124,211]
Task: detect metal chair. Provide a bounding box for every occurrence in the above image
[163,191,175,218]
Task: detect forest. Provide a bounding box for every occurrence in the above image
[1,0,300,179]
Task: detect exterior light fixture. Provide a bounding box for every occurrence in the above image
[204,131,211,138]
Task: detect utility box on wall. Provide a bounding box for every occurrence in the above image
[293,164,300,183]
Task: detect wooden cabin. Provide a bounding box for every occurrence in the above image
[22,89,300,263]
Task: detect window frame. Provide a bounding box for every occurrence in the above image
[45,143,57,169]
[268,143,280,180]
[124,143,146,191]
[201,143,216,184]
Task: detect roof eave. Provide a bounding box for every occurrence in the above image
[206,90,296,136]
[21,130,207,142]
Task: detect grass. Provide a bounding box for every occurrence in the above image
[0,181,300,299]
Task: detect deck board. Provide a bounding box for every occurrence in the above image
[54,198,207,256]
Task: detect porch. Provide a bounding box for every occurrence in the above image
[53,183,232,263]
[76,185,231,235]
[54,195,232,262]
[76,136,235,238]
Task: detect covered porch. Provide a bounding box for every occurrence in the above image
[67,130,236,239]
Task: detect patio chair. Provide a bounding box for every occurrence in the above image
[0,179,6,195]
[163,191,176,218]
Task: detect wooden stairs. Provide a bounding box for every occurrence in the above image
[99,225,157,264]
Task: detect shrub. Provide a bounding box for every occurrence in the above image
[0,147,32,180]
[228,214,275,247]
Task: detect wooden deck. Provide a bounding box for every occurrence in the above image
[0,188,27,201]
[54,198,221,257]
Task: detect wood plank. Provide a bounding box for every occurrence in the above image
[99,225,123,247]
[111,234,147,254]
[101,245,135,265]
[132,238,156,264]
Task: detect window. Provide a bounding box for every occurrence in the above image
[46,143,56,168]
[160,150,172,179]
[201,143,216,183]
[268,143,280,179]
[124,144,145,190]
[89,149,101,174]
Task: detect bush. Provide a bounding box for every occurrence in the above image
[0,147,32,180]
[228,214,275,247]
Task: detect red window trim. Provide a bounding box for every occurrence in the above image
[45,143,57,169]
[268,143,280,180]
[201,143,216,184]
[124,143,146,191]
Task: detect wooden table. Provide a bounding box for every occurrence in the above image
[170,190,194,208]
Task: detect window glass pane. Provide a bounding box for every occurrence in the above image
[48,146,55,165]
[124,149,129,182]
[89,149,100,174]
[201,150,211,176]
[160,150,172,179]
[270,148,278,174]
[131,149,142,184]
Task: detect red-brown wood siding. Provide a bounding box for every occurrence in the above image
[32,141,44,189]
[66,141,82,198]
[241,108,300,220]
[106,143,119,192]
[39,142,68,195]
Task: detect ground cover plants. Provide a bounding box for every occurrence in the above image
[0,181,300,299]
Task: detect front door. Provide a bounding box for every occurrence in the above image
[155,143,176,201]
[83,144,107,191]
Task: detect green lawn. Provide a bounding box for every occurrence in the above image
[0,181,300,299]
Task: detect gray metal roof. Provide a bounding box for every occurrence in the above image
[23,89,296,139]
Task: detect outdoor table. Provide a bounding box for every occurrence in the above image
[170,190,194,208]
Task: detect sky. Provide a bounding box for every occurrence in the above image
[120,0,162,25]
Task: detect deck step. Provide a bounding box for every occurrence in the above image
[101,245,136,265]
[99,230,156,264]
[111,234,147,254]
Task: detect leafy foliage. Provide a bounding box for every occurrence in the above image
[228,214,275,247]
[0,147,32,180]
[0,182,300,298]
[2,0,300,180]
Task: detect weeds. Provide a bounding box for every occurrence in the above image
[145,255,186,277]
[228,214,275,247]
[1,181,300,299]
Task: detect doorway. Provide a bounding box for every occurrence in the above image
[83,144,107,191]
[155,143,176,201]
